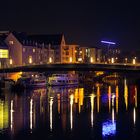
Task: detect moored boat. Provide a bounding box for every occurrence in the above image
[47,74,79,86]
[15,74,46,89]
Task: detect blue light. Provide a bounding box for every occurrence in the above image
[102,120,116,137]
[101,40,116,45]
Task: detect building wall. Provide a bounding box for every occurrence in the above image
[90,48,96,63]
[5,33,22,66]
[96,49,102,62]
[61,45,78,63]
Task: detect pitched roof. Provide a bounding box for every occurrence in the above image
[12,32,64,46]
[28,34,63,45]
[0,34,8,48]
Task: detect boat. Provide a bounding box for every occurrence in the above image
[15,74,46,89]
[47,74,79,86]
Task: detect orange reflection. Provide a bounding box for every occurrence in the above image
[90,94,95,127]
[57,94,60,114]
[97,86,100,113]
[124,79,128,110]
[108,86,111,113]
[116,85,119,114]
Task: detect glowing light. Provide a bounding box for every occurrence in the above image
[132,58,136,64]
[78,58,82,62]
[111,58,114,63]
[102,121,116,137]
[50,97,53,131]
[70,57,72,63]
[0,101,4,129]
[101,40,116,45]
[57,94,60,114]
[30,99,33,132]
[10,59,13,65]
[125,58,128,63]
[0,49,8,58]
[90,57,93,63]
[112,108,115,123]
[97,86,100,113]
[108,86,111,112]
[70,94,74,130]
[49,57,52,63]
[29,56,32,64]
[133,107,136,125]
[90,94,95,127]
[10,100,14,131]
[112,95,115,107]
[116,86,119,114]
[124,79,128,110]
[0,100,9,130]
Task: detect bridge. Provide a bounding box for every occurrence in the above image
[0,63,140,73]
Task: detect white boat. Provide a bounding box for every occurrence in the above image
[29,74,47,87]
[16,74,46,88]
[47,74,79,86]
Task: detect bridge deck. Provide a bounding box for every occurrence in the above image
[0,63,140,73]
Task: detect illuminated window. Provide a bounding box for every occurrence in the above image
[49,57,52,63]
[0,49,8,58]
[29,56,32,64]
[33,49,35,53]
[78,58,82,62]
[10,59,13,65]
[23,48,26,52]
[70,57,72,62]
[9,41,14,45]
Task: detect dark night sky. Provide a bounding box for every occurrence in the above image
[0,0,140,50]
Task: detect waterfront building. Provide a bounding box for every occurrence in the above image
[62,44,79,63]
[5,32,67,66]
[101,43,121,63]
[77,46,102,63]
[0,34,9,68]
[5,32,82,65]
[0,31,102,66]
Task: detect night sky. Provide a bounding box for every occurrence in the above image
[0,0,140,50]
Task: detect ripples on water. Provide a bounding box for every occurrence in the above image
[0,77,140,140]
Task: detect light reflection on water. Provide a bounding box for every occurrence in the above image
[0,77,139,139]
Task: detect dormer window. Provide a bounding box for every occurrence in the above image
[33,49,35,52]
[9,41,14,45]
[23,48,26,52]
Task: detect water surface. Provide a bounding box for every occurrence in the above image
[0,77,140,140]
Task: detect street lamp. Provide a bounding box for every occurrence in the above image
[125,58,128,63]
[49,57,52,63]
[10,59,13,65]
[132,58,136,65]
[90,57,93,63]
[111,58,114,64]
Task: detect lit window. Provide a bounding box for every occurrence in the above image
[10,59,13,65]
[9,41,14,45]
[78,58,82,62]
[49,57,52,63]
[0,49,8,58]
[69,57,72,62]
[33,49,35,53]
[29,56,32,64]
[23,48,26,52]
